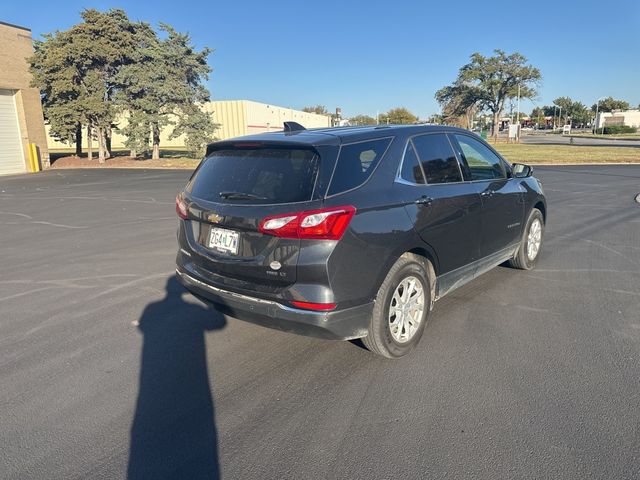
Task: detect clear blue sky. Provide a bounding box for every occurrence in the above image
[3,0,639,119]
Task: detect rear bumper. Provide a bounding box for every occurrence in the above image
[175,267,372,340]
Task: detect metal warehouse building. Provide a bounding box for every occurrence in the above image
[201,100,332,140]
[0,21,49,175]
[46,100,332,152]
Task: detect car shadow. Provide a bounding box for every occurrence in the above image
[127,276,226,480]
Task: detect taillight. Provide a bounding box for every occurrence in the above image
[290,300,337,311]
[259,206,356,240]
[176,194,188,219]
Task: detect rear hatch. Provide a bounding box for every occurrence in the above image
[181,143,325,292]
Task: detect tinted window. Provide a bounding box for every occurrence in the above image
[188,147,319,203]
[399,142,425,184]
[454,134,506,180]
[328,138,392,195]
[411,134,462,184]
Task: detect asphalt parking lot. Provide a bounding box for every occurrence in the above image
[1,166,639,479]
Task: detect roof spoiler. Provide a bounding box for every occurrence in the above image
[283,121,306,132]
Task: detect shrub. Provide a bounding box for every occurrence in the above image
[601,125,637,134]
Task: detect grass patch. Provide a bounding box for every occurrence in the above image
[493,143,640,164]
[568,133,640,141]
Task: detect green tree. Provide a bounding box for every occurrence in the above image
[435,81,481,129]
[552,96,573,125]
[348,114,376,125]
[591,97,629,113]
[552,97,591,127]
[170,106,218,157]
[117,23,212,160]
[302,105,329,115]
[67,9,140,162]
[437,50,541,140]
[31,9,213,161]
[530,107,545,125]
[121,110,152,158]
[30,9,141,162]
[30,30,85,155]
[378,107,418,125]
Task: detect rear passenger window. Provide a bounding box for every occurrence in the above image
[399,143,425,184]
[412,134,462,184]
[453,134,506,180]
[328,138,392,195]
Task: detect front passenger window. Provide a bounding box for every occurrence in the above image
[412,134,463,184]
[453,134,506,181]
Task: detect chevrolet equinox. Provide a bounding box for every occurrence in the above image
[176,123,546,358]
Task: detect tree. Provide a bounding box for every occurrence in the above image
[30,9,141,162]
[437,50,541,140]
[170,106,218,157]
[552,96,573,125]
[31,9,213,161]
[66,9,140,162]
[378,107,418,125]
[435,81,481,129]
[552,97,591,127]
[302,105,329,115]
[121,110,152,158]
[530,107,545,125]
[30,30,85,155]
[348,114,376,125]
[591,97,629,113]
[117,23,212,160]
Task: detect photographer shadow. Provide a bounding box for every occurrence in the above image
[128,276,226,480]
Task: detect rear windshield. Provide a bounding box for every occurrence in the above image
[187,147,319,204]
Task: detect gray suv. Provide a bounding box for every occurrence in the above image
[176,123,546,357]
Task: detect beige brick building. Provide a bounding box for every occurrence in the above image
[0,21,49,174]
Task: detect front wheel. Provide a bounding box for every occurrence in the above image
[362,253,431,358]
[509,208,544,270]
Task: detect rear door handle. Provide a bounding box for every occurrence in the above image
[415,195,433,205]
[481,190,495,198]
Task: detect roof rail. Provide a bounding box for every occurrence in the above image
[283,121,306,132]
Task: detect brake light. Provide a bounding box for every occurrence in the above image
[290,300,337,311]
[176,194,188,219]
[259,206,356,240]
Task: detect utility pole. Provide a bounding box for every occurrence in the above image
[559,106,562,129]
[516,83,521,141]
[594,97,605,134]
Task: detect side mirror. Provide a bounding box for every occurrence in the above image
[512,163,533,178]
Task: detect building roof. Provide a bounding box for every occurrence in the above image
[0,21,31,32]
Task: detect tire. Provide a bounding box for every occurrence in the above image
[509,208,544,270]
[362,253,431,358]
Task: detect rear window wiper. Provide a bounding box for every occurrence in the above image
[219,191,267,200]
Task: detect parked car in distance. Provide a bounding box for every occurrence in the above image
[176,123,546,358]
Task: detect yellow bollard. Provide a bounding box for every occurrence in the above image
[28,143,40,173]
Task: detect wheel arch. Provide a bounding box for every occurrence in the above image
[370,238,439,307]
[533,200,546,223]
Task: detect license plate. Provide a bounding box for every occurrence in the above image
[208,227,239,255]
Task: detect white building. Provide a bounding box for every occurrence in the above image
[46,100,333,151]
[595,109,640,129]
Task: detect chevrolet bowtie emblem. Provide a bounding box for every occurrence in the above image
[207,213,223,223]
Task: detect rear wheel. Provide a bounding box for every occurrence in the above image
[509,208,544,270]
[362,253,431,358]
